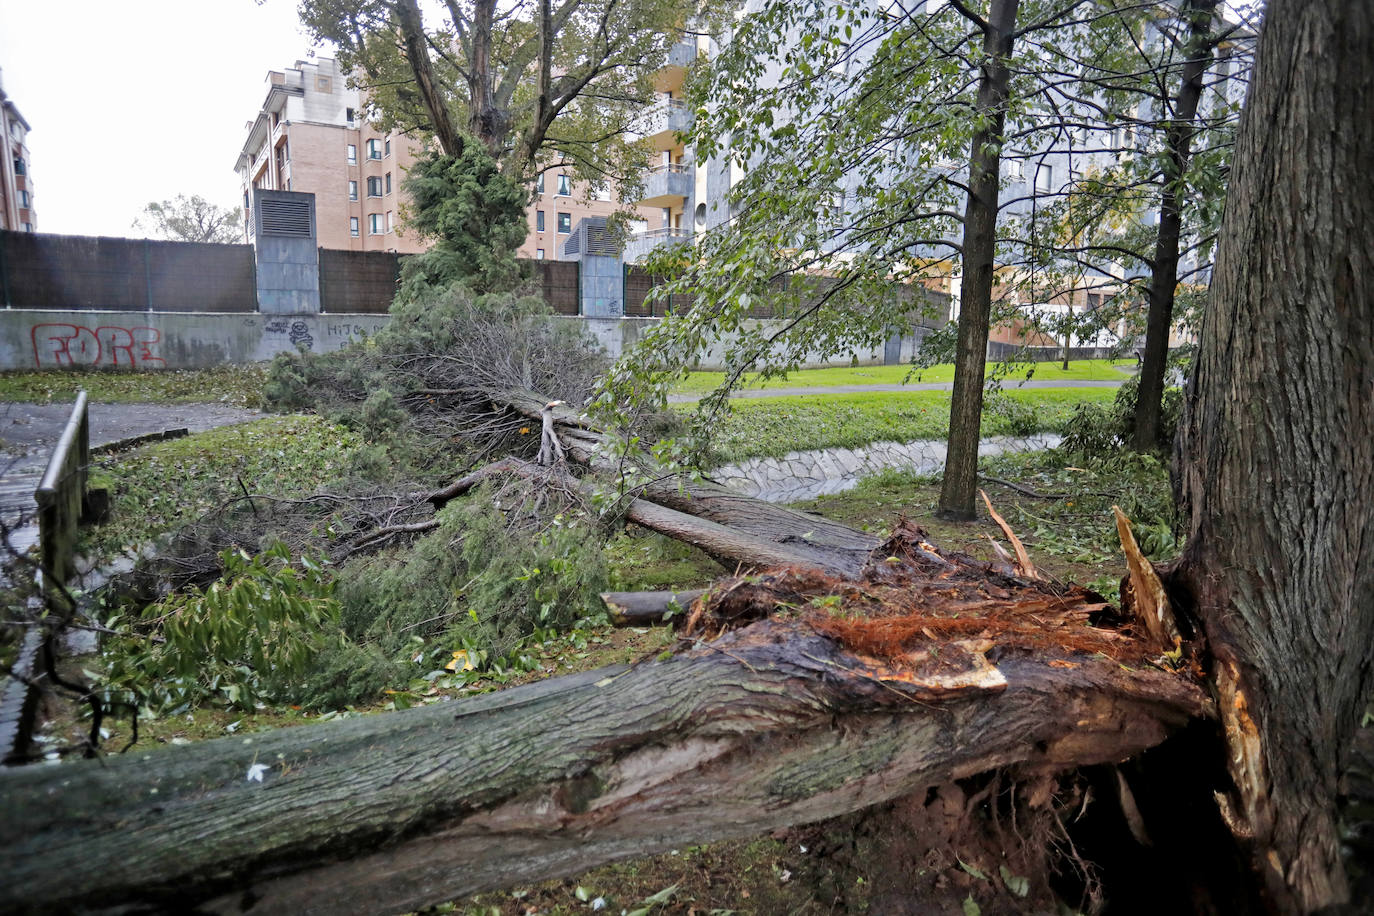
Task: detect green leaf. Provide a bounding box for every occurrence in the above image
[962,896,981,916]
[641,883,678,905]
[999,865,1030,897]
[957,859,988,881]
[574,886,591,902]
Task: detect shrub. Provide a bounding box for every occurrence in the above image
[99,543,341,714]
[1061,376,1181,456]
[981,392,1042,437]
[321,485,610,699]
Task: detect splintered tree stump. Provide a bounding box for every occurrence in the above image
[0,522,1208,915]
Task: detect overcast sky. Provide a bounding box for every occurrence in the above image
[0,0,332,237]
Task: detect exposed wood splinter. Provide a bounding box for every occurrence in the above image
[1112,506,1182,652]
[979,489,1041,580]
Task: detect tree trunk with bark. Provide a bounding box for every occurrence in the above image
[493,390,881,575]
[939,0,1021,521]
[1132,0,1220,452]
[394,0,464,158]
[0,557,1207,915]
[1171,0,1374,909]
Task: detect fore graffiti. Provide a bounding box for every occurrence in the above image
[31,324,166,369]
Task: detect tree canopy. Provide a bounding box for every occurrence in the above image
[132,194,243,244]
[298,0,692,192]
[600,0,1254,514]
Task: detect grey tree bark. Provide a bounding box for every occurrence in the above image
[1172,0,1374,909]
[1132,0,1221,452]
[0,621,1206,915]
[938,0,1021,521]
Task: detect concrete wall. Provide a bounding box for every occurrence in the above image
[576,317,933,369]
[578,254,623,317]
[0,309,928,372]
[1,309,388,370]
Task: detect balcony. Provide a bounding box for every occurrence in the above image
[637,163,692,207]
[654,39,698,94]
[623,226,693,265]
[637,98,692,148]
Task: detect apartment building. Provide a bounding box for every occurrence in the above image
[235,58,427,253]
[238,57,659,262]
[621,38,705,264]
[0,68,36,233]
[520,170,657,261]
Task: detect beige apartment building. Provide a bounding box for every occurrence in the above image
[519,171,658,260]
[0,68,36,233]
[235,58,427,253]
[238,57,658,259]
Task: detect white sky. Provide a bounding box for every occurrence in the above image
[0,0,333,237]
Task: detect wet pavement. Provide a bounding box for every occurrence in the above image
[0,402,264,555]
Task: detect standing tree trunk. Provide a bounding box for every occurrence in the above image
[1132,0,1220,452]
[1062,304,1073,370]
[394,0,464,158]
[939,0,1021,521]
[1173,0,1374,909]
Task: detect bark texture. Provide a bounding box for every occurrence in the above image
[1132,0,1221,452]
[0,620,1206,916]
[939,0,1021,521]
[394,0,463,157]
[1174,0,1374,909]
[498,390,880,575]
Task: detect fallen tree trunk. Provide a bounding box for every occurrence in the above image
[0,617,1206,915]
[496,389,879,573]
[600,588,707,624]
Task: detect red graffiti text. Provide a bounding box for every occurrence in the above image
[31,324,166,369]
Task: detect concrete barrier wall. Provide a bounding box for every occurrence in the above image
[0,309,931,372]
[0,309,389,370]
[577,317,934,370]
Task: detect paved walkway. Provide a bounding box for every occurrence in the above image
[713,433,1063,503]
[0,402,263,556]
[666,378,1125,403]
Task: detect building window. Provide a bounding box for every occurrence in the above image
[385,172,392,194]
[386,211,394,233]
[384,138,391,157]
[367,139,383,160]
[19,189,30,208]
[536,209,545,231]
[346,107,356,125]
[349,180,358,201]
[557,174,571,196]
[536,248,545,259]
[22,222,33,232]
[14,157,26,176]
[316,75,333,93]
[1034,163,1053,194]
[594,185,612,201]
[557,212,571,233]
[350,217,360,237]
[369,214,383,234]
[367,176,383,197]
[347,145,357,165]
[536,174,545,194]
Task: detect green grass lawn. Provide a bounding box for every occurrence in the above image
[0,366,267,407]
[83,415,360,557]
[673,357,1135,394]
[699,386,1115,464]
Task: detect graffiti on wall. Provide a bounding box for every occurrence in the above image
[31,324,166,369]
[263,318,315,351]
